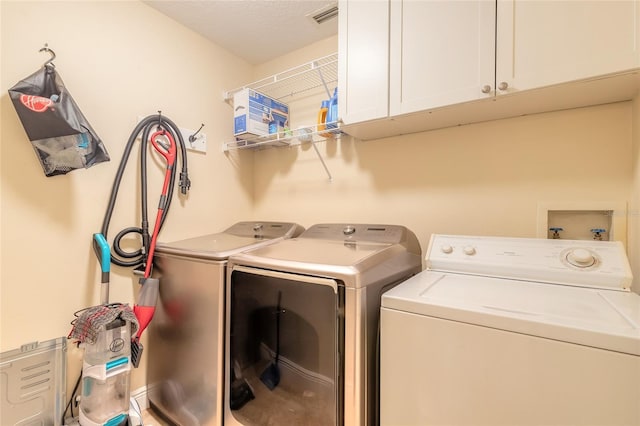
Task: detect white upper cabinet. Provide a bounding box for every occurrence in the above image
[389,0,496,116]
[496,0,640,95]
[339,0,640,138]
[338,0,390,125]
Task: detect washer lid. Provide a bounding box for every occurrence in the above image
[155,222,303,260]
[382,271,640,355]
[229,238,422,288]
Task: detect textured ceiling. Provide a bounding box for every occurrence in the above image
[143,0,338,64]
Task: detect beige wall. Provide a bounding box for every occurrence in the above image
[0,0,254,389]
[252,101,634,254]
[631,95,640,293]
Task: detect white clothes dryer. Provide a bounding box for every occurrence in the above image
[381,234,640,426]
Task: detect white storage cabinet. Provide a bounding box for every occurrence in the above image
[339,0,640,133]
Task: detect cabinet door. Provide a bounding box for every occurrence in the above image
[389,0,496,116]
[496,0,640,94]
[338,0,390,125]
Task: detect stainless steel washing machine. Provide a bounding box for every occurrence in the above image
[223,224,422,426]
[146,221,304,426]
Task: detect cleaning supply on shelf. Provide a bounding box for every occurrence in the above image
[325,87,339,134]
[234,88,289,140]
[317,100,329,136]
[296,126,313,143]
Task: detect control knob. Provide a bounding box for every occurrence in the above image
[463,246,476,256]
[441,244,453,254]
[567,248,595,267]
[343,225,356,235]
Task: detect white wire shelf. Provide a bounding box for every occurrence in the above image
[222,123,341,182]
[223,53,338,102]
[222,122,341,152]
[222,53,340,181]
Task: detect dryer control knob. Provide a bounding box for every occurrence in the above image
[253,223,263,232]
[567,248,595,267]
[343,225,356,235]
[463,246,476,256]
[441,245,453,254]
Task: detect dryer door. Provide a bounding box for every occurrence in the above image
[227,266,345,426]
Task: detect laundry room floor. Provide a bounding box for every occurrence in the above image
[231,367,333,426]
[141,408,170,426]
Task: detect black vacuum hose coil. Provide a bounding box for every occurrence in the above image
[100,113,190,270]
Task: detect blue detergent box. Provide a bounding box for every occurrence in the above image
[233,88,289,140]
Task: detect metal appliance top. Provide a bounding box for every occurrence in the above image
[301,223,416,245]
[228,224,423,288]
[154,221,304,260]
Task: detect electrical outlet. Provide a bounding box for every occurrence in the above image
[180,127,207,153]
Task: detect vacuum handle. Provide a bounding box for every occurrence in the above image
[150,130,177,166]
[93,233,111,304]
[92,233,110,278]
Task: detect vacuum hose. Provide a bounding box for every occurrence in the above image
[100,113,190,271]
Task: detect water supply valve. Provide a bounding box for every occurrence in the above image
[591,228,606,241]
[549,227,563,239]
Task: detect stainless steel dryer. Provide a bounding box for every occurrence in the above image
[223,224,422,426]
[146,221,304,426]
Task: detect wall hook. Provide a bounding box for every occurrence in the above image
[189,123,205,143]
[39,43,56,68]
[156,111,164,130]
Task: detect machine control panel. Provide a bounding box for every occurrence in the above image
[427,234,633,291]
[226,221,303,239]
[302,223,414,245]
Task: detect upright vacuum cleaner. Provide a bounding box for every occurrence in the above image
[73,235,138,426]
[69,113,190,426]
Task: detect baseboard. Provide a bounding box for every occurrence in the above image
[131,385,149,411]
[259,342,334,393]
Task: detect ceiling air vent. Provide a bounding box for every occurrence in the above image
[309,3,338,24]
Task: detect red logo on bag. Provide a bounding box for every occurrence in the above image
[20,95,54,112]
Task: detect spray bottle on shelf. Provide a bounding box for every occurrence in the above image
[325,87,338,134]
